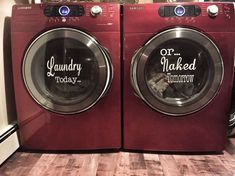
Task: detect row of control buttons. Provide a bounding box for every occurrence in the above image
[48,17,80,23]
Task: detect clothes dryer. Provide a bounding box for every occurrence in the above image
[123,2,235,152]
[11,3,121,150]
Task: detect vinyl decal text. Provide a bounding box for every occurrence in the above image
[46,56,82,84]
[160,48,196,83]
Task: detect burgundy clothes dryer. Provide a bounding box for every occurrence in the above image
[123,3,235,152]
[11,3,121,150]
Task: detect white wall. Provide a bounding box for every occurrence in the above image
[0,1,16,130]
[0,0,31,165]
[0,0,32,128]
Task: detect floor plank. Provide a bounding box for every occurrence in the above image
[96,153,119,176]
[144,153,164,176]
[173,155,198,176]
[79,154,100,176]
[1,138,235,176]
[159,155,182,176]
[114,152,130,176]
[129,153,148,176]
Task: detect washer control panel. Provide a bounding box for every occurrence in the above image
[44,5,85,17]
[158,5,201,17]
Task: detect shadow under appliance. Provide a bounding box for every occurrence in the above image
[123,2,235,152]
[11,3,121,150]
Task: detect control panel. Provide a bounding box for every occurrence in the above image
[44,5,85,17]
[12,3,120,33]
[158,4,232,18]
[158,5,201,17]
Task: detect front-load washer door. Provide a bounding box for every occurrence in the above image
[131,28,223,116]
[23,28,112,114]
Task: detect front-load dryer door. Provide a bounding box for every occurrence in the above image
[131,28,223,116]
[23,28,112,114]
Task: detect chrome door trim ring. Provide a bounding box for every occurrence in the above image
[23,28,112,114]
[131,27,224,116]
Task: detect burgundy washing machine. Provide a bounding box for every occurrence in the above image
[11,3,121,150]
[123,2,235,152]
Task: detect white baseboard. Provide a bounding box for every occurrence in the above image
[0,124,19,165]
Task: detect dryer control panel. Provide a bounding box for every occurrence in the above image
[158,5,201,17]
[124,3,235,33]
[158,3,232,19]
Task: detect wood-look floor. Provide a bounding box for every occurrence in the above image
[1,138,235,176]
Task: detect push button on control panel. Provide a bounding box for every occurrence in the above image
[174,5,185,17]
[58,6,70,16]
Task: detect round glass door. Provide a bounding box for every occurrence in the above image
[23,28,112,114]
[131,28,223,116]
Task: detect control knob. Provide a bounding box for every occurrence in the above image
[91,5,102,17]
[207,5,219,17]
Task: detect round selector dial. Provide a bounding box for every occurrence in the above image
[207,5,219,17]
[90,5,102,16]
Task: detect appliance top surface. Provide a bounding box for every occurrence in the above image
[124,2,235,33]
[11,3,120,32]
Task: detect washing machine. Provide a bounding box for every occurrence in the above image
[123,2,235,152]
[11,3,121,150]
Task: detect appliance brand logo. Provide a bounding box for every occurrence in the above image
[129,6,144,11]
[17,6,32,10]
[46,56,82,84]
[160,48,196,83]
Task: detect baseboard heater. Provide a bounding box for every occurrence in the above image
[0,124,19,165]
